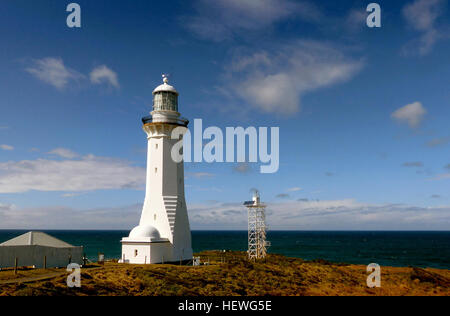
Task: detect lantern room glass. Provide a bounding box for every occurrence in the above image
[153,92,178,112]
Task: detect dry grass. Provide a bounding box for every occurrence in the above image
[0,251,449,296]
[0,267,62,282]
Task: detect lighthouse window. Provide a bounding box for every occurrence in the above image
[155,144,158,150]
[155,168,158,174]
[134,250,138,257]
[169,93,178,111]
[154,214,157,221]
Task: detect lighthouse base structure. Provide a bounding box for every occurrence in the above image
[120,238,193,265]
[119,224,193,264]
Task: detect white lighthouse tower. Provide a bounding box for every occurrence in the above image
[120,75,193,264]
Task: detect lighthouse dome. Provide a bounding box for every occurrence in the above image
[152,75,179,95]
[129,225,161,239]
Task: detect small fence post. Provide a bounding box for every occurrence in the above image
[98,253,105,265]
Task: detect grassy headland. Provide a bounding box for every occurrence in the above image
[0,251,449,296]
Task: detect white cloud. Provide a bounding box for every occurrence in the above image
[26,58,119,90]
[26,57,84,89]
[0,154,145,193]
[188,172,215,178]
[345,9,367,32]
[0,199,448,230]
[232,163,253,174]
[48,148,79,159]
[185,0,322,41]
[287,187,303,192]
[431,173,450,181]
[224,40,363,115]
[402,161,424,167]
[426,137,450,147]
[0,144,14,151]
[0,203,15,212]
[61,192,85,198]
[0,203,141,230]
[402,0,446,55]
[391,102,427,128]
[90,65,120,88]
[188,199,450,230]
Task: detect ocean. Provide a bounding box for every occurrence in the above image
[0,230,449,269]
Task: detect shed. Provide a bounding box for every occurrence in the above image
[0,232,83,269]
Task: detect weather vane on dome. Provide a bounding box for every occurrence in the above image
[162,73,170,84]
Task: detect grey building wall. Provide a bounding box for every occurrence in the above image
[0,245,83,269]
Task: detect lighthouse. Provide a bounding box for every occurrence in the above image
[120,75,193,264]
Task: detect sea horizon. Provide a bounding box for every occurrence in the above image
[1,230,449,270]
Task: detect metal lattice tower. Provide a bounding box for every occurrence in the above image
[244,191,269,261]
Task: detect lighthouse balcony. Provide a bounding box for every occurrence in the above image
[142,115,189,127]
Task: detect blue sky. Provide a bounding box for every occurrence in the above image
[0,0,449,230]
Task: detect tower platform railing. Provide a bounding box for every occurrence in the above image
[142,115,189,127]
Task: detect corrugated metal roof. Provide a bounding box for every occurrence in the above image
[0,232,75,248]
